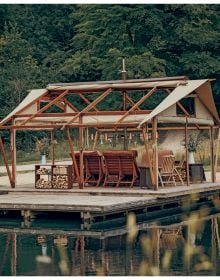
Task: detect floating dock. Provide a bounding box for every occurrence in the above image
[0,182,220,228]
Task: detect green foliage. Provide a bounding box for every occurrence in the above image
[0,4,219,153]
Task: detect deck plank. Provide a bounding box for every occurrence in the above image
[0,193,156,213]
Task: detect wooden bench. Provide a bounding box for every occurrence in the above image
[103,150,139,188]
[84,151,105,187]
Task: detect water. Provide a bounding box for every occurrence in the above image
[0,204,220,276]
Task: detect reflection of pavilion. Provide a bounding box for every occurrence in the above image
[0,210,220,276]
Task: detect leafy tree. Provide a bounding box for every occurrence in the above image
[0,25,41,118]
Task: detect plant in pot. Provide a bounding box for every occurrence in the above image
[35,137,50,164]
[188,136,196,164]
[187,132,204,164]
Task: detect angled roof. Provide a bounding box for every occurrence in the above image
[0,78,218,129]
[138,79,219,127]
[0,89,48,126]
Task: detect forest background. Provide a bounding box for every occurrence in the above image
[0,4,219,160]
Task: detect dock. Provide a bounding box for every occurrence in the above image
[0,182,220,229]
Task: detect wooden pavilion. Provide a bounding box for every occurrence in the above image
[0,75,219,190]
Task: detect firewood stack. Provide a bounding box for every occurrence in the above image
[36,178,52,188]
[35,165,72,189]
[52,175,69,189]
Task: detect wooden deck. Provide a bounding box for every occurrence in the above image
[1,181,220,198]
[0,181,220,229]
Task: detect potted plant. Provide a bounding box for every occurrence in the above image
[187,132,204,164]
[188,136,196,164]
[35,137,50,164]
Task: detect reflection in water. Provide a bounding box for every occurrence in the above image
[0,209,220,276]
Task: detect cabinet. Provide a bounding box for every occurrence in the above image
[189,163,206,183]
[35,165,73,189]
[139,165,153,188]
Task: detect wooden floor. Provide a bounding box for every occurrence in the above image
[1,181,220,198]
[0,181,220,227]
[0,193,156,213]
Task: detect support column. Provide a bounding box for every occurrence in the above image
[214,127,220,182]
[66,128,80,183]
[0,137,13,188]
[152,117,158,190]
[51,129,55,165]
[79,116,84,189]
[93,130,98,150]
[185,118,190,186]
[10,127,16,188]
[210,125,215,183]
[142,126,155,186]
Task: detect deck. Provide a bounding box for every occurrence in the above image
[0,181,220,228]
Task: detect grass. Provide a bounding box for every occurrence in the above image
[0,137,218,172]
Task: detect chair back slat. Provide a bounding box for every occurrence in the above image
[160,155,175,174]
[84,151,104,175]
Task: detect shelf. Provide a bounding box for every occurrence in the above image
[35,165,73,189]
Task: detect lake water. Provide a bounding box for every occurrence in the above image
[0,203,220,276]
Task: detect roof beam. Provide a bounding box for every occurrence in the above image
[47,76,188,88]
[0,90,49,126]
[63,98,79,112]
[126,95,141,110]
[79,94,99,112]
[19,90,69,126]
[117,87,157,123]
[61,88,112,129]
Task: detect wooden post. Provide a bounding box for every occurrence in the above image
[10,126,16,188]
[214,127,220,181]
[0,137,13,188]
[210,125,215,182]
[79,116,84,189]
[66,128,80,182]
[152,117,158,190]
[93,130,98,151]
[185,118,190,186]
[85,128,89,150]
[142,126,155,186]
[11,233,17,276]
[121,58,128,151]
[51,130,55,165]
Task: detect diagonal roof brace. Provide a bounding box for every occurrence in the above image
[61,88,112,130]
[19,89,69,126]
[117,87,157,123]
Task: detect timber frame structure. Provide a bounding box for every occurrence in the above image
[0,75,219,190]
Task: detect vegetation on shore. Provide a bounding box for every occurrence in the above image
[0,4,219,158]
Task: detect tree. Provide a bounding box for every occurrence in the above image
[0,25,41,118]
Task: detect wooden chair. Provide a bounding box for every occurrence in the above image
[84,151,105,187]
[102,151,122,187]
[174,157,186,184]
[159,155,177,187]
[119,150,139,188]
[103,150,139,187]
[69,151,80,182]
[141,149,174,168]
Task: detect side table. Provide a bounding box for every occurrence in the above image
[189,163,206,183]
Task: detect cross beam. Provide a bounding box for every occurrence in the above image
[126,95,141,110]
[61,88,112,129]
[117,87,157,123]
[79,94,99,112]
[63,98,79,112]
[19,90,69,126]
